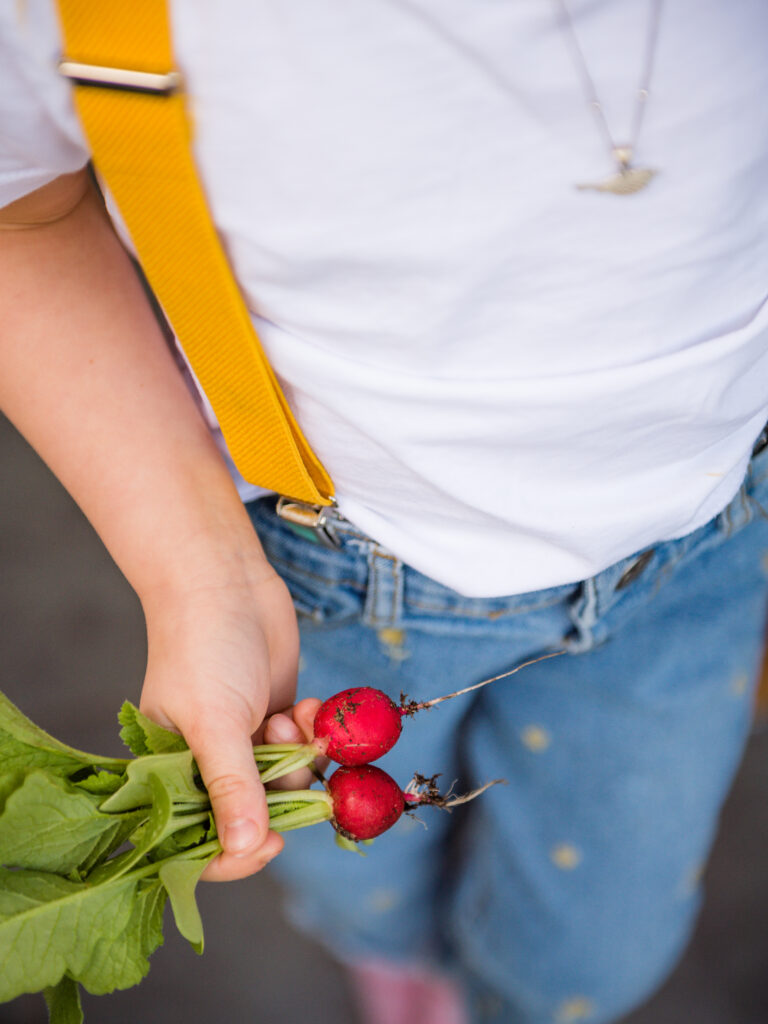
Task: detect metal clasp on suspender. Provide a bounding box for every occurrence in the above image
[275,497,342,549]
[58,60,182,96]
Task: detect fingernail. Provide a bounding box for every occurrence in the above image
[223,818,260,856]
[268,713,299,742]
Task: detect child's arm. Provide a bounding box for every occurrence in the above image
[0,169,298,881]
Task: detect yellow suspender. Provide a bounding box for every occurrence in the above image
[55,0,334,506]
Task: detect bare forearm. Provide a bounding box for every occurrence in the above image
[0,172,300,880]
[0,170,266,600]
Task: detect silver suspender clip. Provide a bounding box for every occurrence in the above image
[58,60,182,96]
[275,497,342,549]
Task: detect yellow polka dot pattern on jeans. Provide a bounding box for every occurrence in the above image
[550,844,582,870]
[556,996,596,1021]
[366,888,401,913]
[521,724,551,751]
[377,627,410,662]
[729,672,749,696]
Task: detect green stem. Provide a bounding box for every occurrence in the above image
[166,839,222,864]
[109,840,222,886]
[266,789,332,807]
[259,746,319,784]
[101,789,333,884]
[168,810,211,828]
[252,742,305,758]
[269,802,333,832]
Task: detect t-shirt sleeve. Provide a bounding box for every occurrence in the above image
[0,0,91,208]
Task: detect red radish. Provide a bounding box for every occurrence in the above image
[328,764,405,839]
[313,651,564,767]
[313,686,402,766]
[327,765,504,842]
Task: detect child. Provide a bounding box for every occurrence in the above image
[2,2,767,1021]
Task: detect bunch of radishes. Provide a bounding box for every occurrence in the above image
[310,685,452,842]
[264,652,562,844]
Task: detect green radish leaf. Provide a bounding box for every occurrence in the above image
[76,818,140,877]
[0,688,346,1014]
[0,772,141,875]
[159,854,215,954]
[118,702,188,757]
[0,771,24,812]
[94,773,175,884]
[0,691,125,776]
[150,821,208,862]
[0,866,166,1002]
[117,703,151,757]
[117,705,150,757]
[73,769,123,795]
[85,846,140,886]
[43,974,83,1024]
[100,750,205,813]
[335,832,367,855]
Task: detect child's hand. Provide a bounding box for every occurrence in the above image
[138,562,300,882]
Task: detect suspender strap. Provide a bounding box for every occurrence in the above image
[55,0,334,505]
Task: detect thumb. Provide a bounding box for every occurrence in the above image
[188,718,279,881]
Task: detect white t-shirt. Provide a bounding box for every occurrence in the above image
[2,0,768,596]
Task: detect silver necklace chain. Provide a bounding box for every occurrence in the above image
[555,0,664,195]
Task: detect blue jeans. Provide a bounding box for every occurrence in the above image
[246,439,768,1024]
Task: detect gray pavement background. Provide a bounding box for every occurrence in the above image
[1,411,767,1024]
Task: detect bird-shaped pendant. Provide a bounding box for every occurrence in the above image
[576,145,658,195]
[576,166,657,195]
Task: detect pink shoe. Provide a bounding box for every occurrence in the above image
[349,958,468,1024]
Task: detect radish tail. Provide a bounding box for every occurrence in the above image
[403,650,565,714]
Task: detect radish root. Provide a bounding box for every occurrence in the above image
[403,772,505,810]
[400,649,565,716]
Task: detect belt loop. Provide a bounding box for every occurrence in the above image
[751,423,768,458]
[363,546,404,628]
[565,576,599,653]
